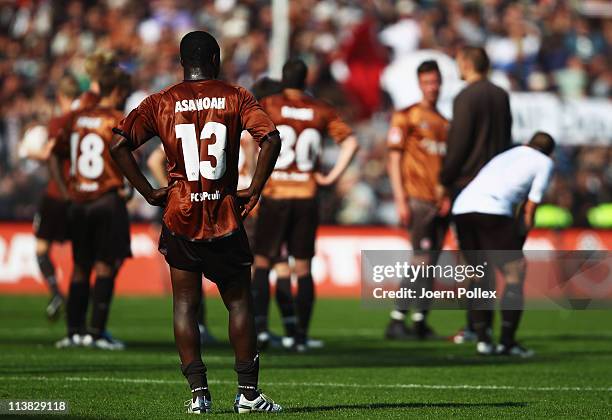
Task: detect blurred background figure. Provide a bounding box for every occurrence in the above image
[384,60,449,341]
[451,132,556,357]
[440,46,513,346]
[23,74,80,321]
[252,59,359,352]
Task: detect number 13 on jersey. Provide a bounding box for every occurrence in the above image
[176,122,227,181]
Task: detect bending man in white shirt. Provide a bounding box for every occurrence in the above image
[452,132,555,358]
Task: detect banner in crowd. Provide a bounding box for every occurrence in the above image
[510,93,612,145]
[0,223,610,298]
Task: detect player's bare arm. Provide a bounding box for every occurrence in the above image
[435,184,451,216]
[523,200,537,230]
[387,149,410,227]
[314,135,359,186]
[237,133,281,218]
[110,134,170,207]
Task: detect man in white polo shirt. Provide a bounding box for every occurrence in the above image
[452,132,555,357]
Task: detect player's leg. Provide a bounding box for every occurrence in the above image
[451,251,478,344]
[35,238,64,319]
[220,268,258,395]
[413,209,450,339]
[454,213,494,353]
[497,257,531,356]
[273,259,297,343]
[496,218,532,357]
[170,266,212,412]
[158,225,211,413]
[204,228,281,413]
[387,252,434,340]
[386,270,416,339]
[86,193,131,349]
[67,262,92,334]
[252,198,288,348]
[57,202,92,347]
[471,215,524,354]
[252,255,272,343]
[35,239,59,295]
[386,199,438,340]
[287,198,318,351]
[33,195,69,320]
[84,259,124,349]
[217,267,281,413]
[293,258,314,350]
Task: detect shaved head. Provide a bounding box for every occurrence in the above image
[528,132,556,156]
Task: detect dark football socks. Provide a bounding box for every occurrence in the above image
[466,308,475,332]
[37,253,60,296]
[67,280,90,336]
[181,360,210,400]
[89,275,116,338]
[252,268,270,334]
[275,276,297,337]
[295,274,315,342]
[471,309,493,343]
[236,354,259,400]
[412,310,429,337]
[501,283,524,345]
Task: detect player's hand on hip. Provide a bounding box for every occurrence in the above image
[314,172,335,187]
[236,187,260,219]
[146,186,171,207]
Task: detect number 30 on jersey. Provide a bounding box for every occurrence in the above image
[275,125,322,171]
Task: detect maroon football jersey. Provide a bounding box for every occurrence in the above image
[54,107,126,202]
[259,92,353,199]
[115,79,278,241]
[46,114,72,199]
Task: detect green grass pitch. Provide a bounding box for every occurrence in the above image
[0,295,611,418]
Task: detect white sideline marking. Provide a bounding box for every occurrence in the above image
[3,327,612,337]
[0,375,610,393]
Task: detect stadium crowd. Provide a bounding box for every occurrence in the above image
[1,0,610,226]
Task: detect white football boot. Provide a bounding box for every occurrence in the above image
[476,341,495,356]
[496,342,535,358]
[185,394,212,414]
[234,391,282,413]
[82,332,125,350]
[55,334,82,348]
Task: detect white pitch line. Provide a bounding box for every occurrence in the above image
[3,328,612,337]
[0,375,610,393]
